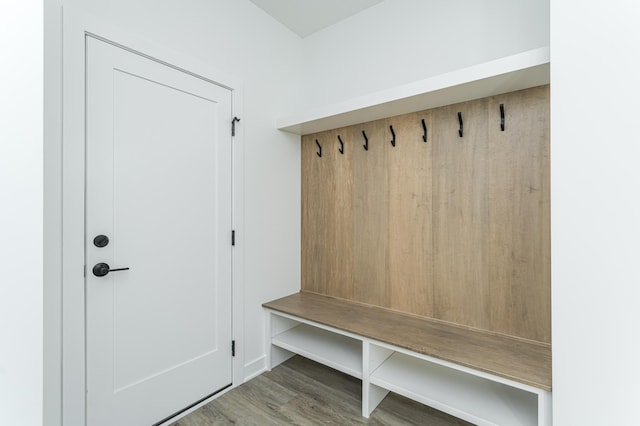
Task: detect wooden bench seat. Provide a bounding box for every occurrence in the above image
[263,291,551,391]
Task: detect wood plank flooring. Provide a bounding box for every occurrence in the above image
[170,356,471,426]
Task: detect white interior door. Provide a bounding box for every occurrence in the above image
[85,37,233,426]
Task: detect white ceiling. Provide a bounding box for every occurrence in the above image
[249,0,384,38]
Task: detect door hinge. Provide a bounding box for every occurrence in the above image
[232,230,235,246]
[232,117,240,137]
[232,340,236,357]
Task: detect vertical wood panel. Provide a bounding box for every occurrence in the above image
[352,120,388,306]
[301,133,330,294]
[385,112,434,316]
[432,99,490,329]
[325,128,354,299]
[488,86,551,342]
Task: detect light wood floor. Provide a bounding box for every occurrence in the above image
[170,355,471,426]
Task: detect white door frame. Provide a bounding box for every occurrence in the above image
[59,8,245,424]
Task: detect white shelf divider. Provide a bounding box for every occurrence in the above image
[277,47,549,135]
[272,323,363,379]
[370,351,538,426]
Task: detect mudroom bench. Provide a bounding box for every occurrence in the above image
[263,292,552,426]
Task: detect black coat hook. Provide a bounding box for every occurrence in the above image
[389,125,396,147]
[362,130,368,151]
[316,139,322,158]
[458,112,463,137]
[500,104,505,131]
[338,135,344,154]
[421,119,428,142]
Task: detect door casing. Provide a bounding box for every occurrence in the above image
[57,8,245,425]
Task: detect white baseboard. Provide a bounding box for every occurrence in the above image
[243,355,267,382]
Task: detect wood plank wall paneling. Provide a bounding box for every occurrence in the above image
[433,99,491,330]
[352,120,388,306]
[385,112,434,317]
[325,128,354,300]
[301,133,327,294]
[302,129,355,299]
[488,85,551,342]
[301,85,550,343]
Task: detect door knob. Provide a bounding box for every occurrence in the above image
[93,262,130,277]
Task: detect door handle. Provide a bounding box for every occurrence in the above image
[93,262,130,277]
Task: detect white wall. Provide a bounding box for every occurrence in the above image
[58,0,303,380]
[551,1,640,424]
[300,0,550,109]
[0,1,44,426]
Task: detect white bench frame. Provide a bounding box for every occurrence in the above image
[265,309,552,426]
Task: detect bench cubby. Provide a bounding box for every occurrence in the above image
[269,314,363,379]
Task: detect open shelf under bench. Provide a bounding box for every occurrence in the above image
[264,292,552,426]
[370,351,538,426]
[271,323,362,379]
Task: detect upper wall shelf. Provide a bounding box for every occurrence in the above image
[277,47,550,135]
